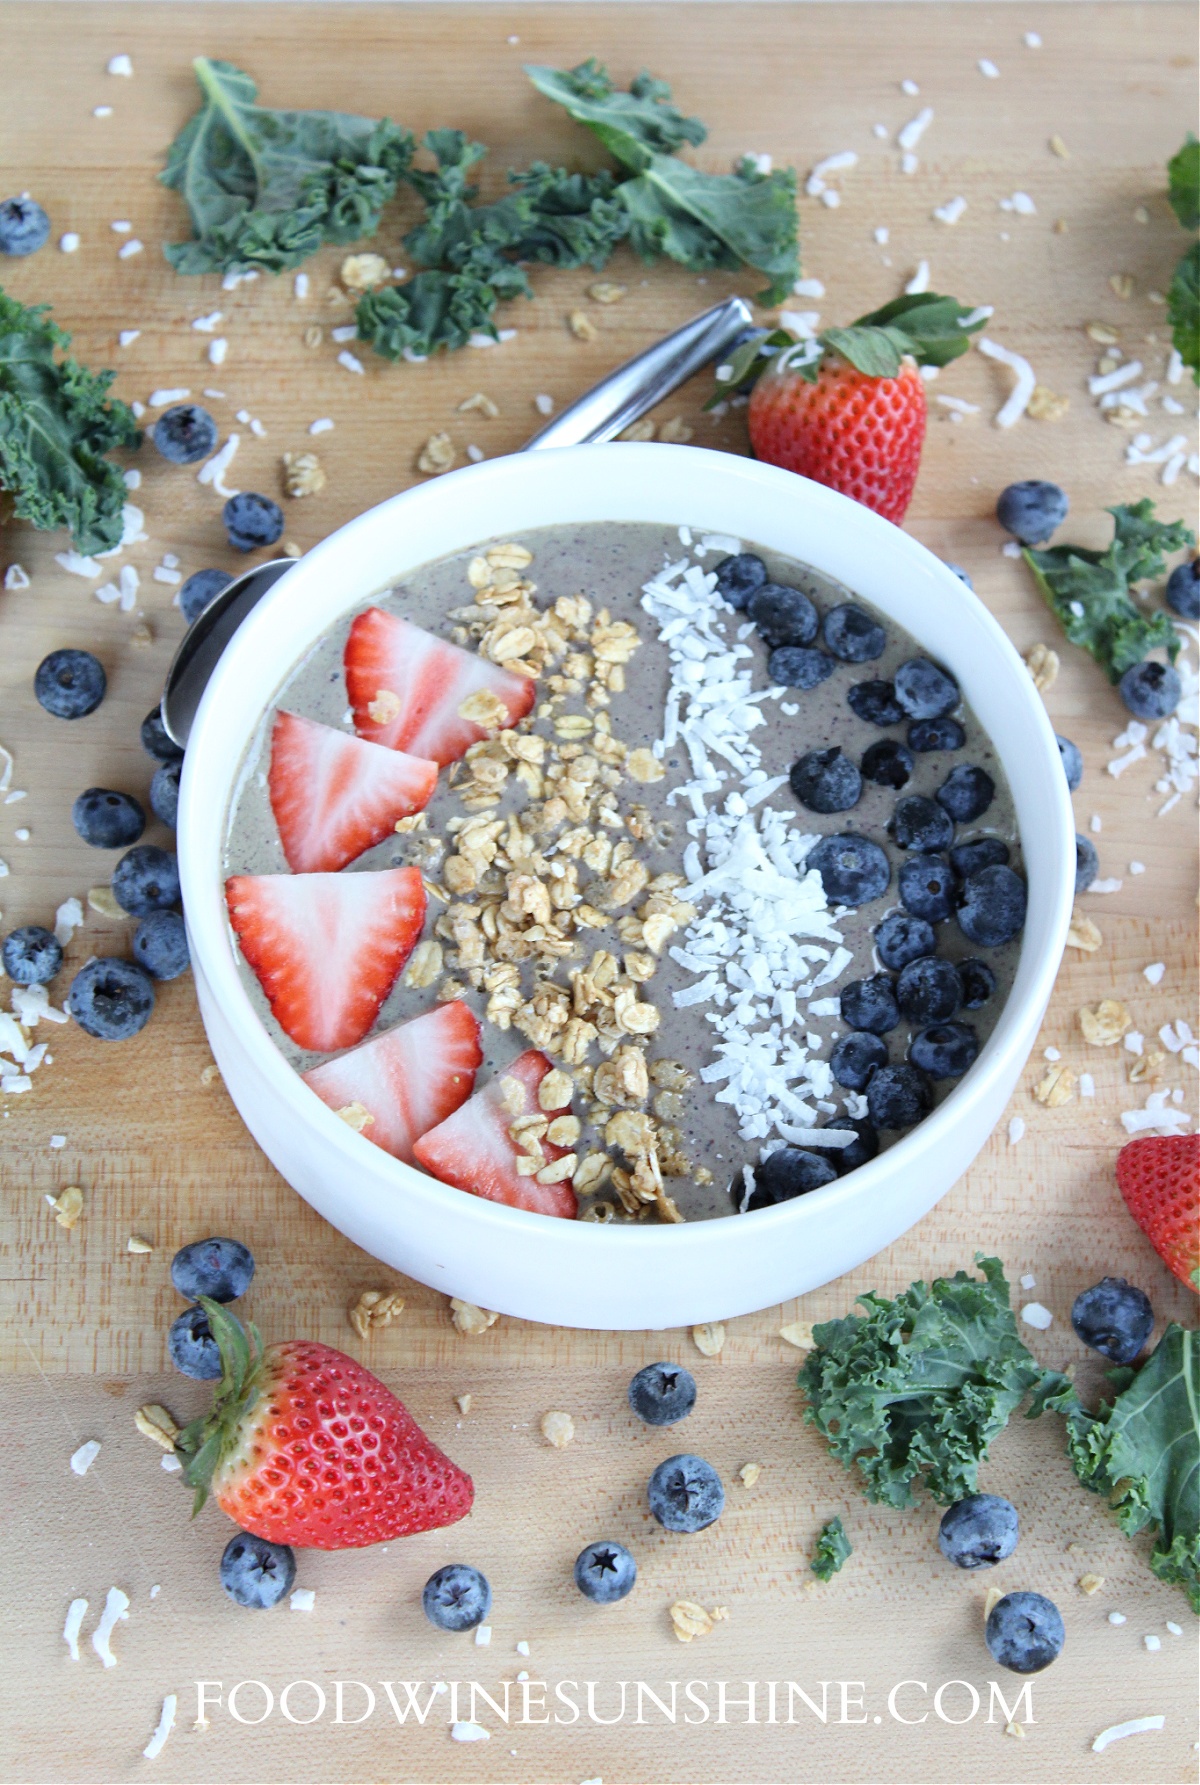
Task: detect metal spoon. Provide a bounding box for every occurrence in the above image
[161,294,753,747]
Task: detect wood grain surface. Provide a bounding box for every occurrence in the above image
[0,6,1196,1782]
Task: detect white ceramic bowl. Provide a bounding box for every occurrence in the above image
[179,445,1074,1329]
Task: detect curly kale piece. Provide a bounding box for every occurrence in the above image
[0,289,141,554]
[161,58,414,275]
[810,1516,852,1581]
[1167,136,1200,381]
[525,59,708,169]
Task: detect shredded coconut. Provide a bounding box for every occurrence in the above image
[451,1722,490,1742]
[290,1588,316,1612]
[91,1586,130,1667]
[143,1694,177,1761]
[933,196,967,225]
[62,1598,87,1660]
[337,349,364,375]
[1092,1716,1165,1752]
[1020,1302,1053,1330]
[1007,1116,1025,1144]
[1120,1088,1192,1135]
[905,260,930,295]
[978,337,1036,426]
[70,1439,101,1475]
[197,434,240,498]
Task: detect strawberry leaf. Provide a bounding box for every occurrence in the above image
[175,1297,264,1516]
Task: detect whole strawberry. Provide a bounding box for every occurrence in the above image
[177,1299,474,1548]
[1115,1133,1199,1290]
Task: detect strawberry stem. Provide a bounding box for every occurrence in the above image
[175,1296,265,1516]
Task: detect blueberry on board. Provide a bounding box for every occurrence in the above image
[747,582,818,648]
[955,864,1027,947]
[874,911,936,970]
[1070,1276,1154,1364]
[866,1062,933,1130]
[1118,659,1181,720]
[908,717,965,753]
[789,747,862,814]
[949,837,1009,878]
[1074,833,1099,893]
[141,705,183,763]
[34,649,106,719]
[713,552,767,610]
[937,764,995,824]
[111,845,180,915]
[831,1030,888,1091]
[2,924,63,985]
[648,1454,725,1533]
[890,795,954,853]
[823,604,886,663]
[150,759,181,828]
[805,834,890,906]
[943,562,974,590]
[423,1564,492,1632]
[840,974,899,1035]
[1166,557,1200,621]
[898,854,956,923]
[896,954,961,1023]
[168,1303,222,1378]
[72,787,145,849]
[938,1495,1019,1570]
[180,567,233,626]
[0,195,51,256]
[134,910,190,980]
[67,957,155,1039]
[735,1145,838,1210]
[1055,734,1083,791]
[985,1592,1065,1673]
[171,1236,255,1302]
[574,1540,637,1603]
[628,1362,697,1427]
[910,1021,979,1078]
[848,679,905,727]
[152,404,218,465]
[769,646,837,689]
[957,958,997,1009]
[220,1532,296,1609]
[224,491,284,553]
[861,739,914,790]
[995,480,1069,546]
[825,1117,879,1174]
[894,657,960,721]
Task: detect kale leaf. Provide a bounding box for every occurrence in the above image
[1023,501,1193,683]
[1168,134,1200,232]
[810,1516,852,1580]
[798,1256,1049,1510]
[1167,137,1200,381]
[162,58,414,275]
[0,289,141,555]
[525,59,707,171]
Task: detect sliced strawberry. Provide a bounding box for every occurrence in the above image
[225,867,426,1053]
[269,710,438,875]
[344,608,535,767]
[413,1047,578,1218]
[302,1002,483,1163]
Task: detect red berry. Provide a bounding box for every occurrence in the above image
[1115,1133,1199,1290]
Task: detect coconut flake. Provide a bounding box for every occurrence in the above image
[143,1694,177,1761]
[978,337,1036,426]
[1092,1716,1165,1753]
[62,1598,88,1660]
[70,1439,101,1475]
[91,1586,130,1667]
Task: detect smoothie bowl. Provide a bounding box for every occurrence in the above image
[179,445,1074,1329]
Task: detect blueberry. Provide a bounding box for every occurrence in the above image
[790,748,862,814]
[2,924,63,985]
[890,795,953,853]
[1166,558,1200,621]
[861,739,913,790]
[220,1532,296,1609]
[805,834,890,906]
[1070,1276,1154,1364]
[943,562,974,590]
[111,845,180,915]
[574,1540,637,1603]
[896,955,961,1022]
[826,1117,879,1174]
[1074,833,1098,893]
[34,649,106,719]
[150,760,181,828]
[985,1592,1065,1674]
[423,1563,491,1631]
[769,646,836,689]
[735,1145,838,1210]
[898,854,955,923]
[171,1235,255,1301]
[647,1454,724,1533]
[68,957,155,1039]
[1118,659,1180,720]
[0,196,51,256]
[1055,734,1083,791]
[747,582,818,648]
[168,1304,222,1378]
[848,679,905,727]
[910,1021,978,1078]
[840,974,899,1035]
[957,958,997,1009]
[866,1062,932,1130]
[134,910,190,980]
[908,717,965,753]
[224,491,284,553]
[937,764,995,824]
[949,837,1009,878]
[180,567,233,626]
[996,480,1069,545]
[894,658,960,721]
[713,552,767,610]
[72,787,145,849]
[823,604,886,663]
[938,1495,1019,1570]
[141,706,183,762]
[874,911,936,970]
[831,1031,888,1092]
[955,865,1027,947]
[152,404,218,465]
[628,1362,697,1427]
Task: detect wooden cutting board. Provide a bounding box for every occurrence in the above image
[0,6,1195,1781]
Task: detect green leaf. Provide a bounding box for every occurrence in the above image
[824,293,989,377]
[810,1515,852,1580]
[619,156,798,303]
[1168,134,1200,232]
[161,57,414,275]
[356,264,529,359]
[174,1297,264,1517]
[0,288,141,555]
[524,59,706,174]
[1168,240,1200,385]
[799,1256,1051,1510]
